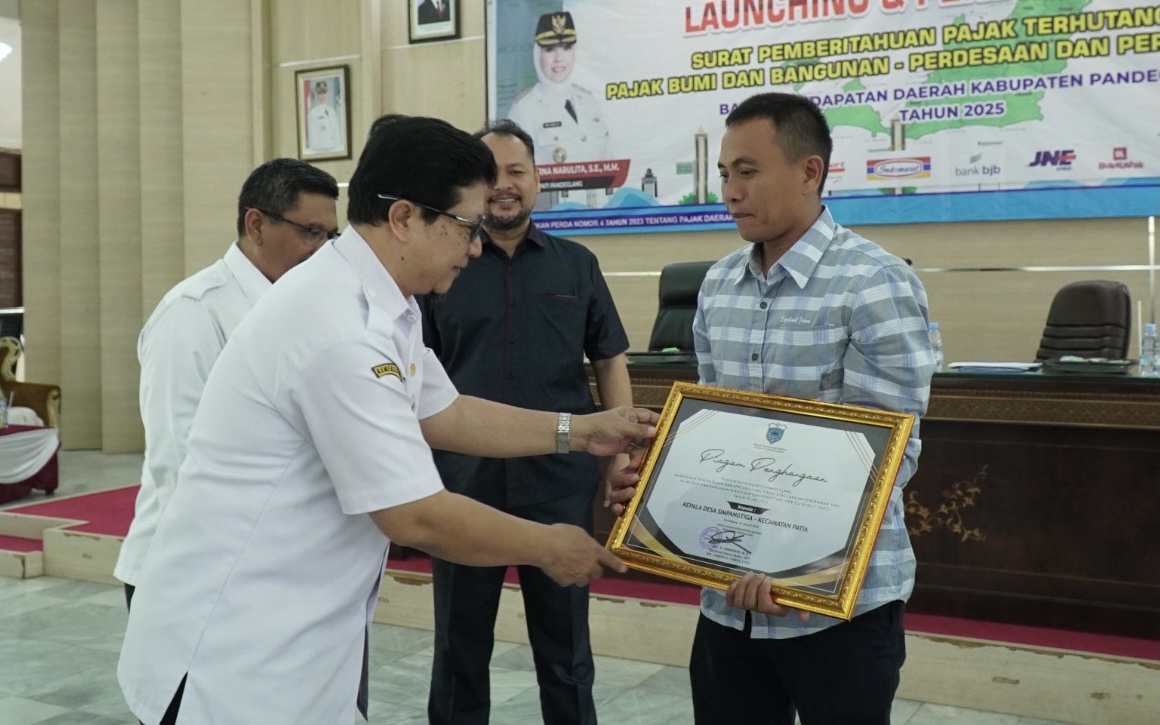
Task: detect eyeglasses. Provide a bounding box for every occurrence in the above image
[253,208,339,246]
[377,194,485,242]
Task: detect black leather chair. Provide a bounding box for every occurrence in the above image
[1035,280,1131,361]
[647,261,714,352]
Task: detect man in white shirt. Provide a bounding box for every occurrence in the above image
[113,158,340,609]
[117,115,657,725]
[305,80,342,153]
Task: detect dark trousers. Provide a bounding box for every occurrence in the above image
[428,489,597,725]
[689,601,906,725]
[137,675,185,725]
[127,583,187,725]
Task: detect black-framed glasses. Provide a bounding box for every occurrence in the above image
[377,194,485,242]
[253,208,339,246]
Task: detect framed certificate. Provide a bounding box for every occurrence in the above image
[607,382,914,620]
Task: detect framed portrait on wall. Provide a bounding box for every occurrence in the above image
[295,65,352,162]
[409,0,458,43]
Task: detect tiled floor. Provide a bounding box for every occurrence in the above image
[0,451,1071,724]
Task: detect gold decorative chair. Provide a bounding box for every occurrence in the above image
[0,336,62,428]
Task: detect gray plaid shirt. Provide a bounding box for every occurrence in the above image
[694,206,935,639]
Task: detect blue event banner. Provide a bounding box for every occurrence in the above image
[488,0,1160,233]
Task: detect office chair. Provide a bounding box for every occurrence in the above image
[1035,280,1131,361]
[647,261,714,352]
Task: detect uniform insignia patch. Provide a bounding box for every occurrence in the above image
[372,362,404,380]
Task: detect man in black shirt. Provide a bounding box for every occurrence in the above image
[421,119,633,725]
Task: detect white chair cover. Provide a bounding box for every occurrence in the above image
[0,426,59,483]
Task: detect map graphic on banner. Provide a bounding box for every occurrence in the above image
[485,0,1160,234]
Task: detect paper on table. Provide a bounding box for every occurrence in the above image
[947,361,1042,372]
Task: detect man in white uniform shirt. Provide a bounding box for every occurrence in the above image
[306,80,342,153]
[113,158,339,609]
[118,115,657,725]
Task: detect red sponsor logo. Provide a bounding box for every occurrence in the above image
[1100,147,1144,170]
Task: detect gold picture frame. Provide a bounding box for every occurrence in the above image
[294,65,352,162]
[607,382,914,620]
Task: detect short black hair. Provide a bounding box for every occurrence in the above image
[474,119,536,164]
[725,93,833,196]
[235,158,340,237]
[348,114,497,225]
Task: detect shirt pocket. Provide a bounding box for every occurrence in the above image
[764,323,848,401]
[534,293,587,339]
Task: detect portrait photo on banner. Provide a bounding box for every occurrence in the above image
[295,65,351,162]
[410,0,459,43]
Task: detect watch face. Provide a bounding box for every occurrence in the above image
[557,412,571,453]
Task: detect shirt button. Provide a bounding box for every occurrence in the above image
[751,353,759,361]
[406,312,417,323]
[759,301,768,310]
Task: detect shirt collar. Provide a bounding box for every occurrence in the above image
[732,206,837,289]
[331,227,414,322]
[480,221,548,255]
[224,241,273,306]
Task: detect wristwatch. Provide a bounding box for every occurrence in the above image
[556,412,572,455]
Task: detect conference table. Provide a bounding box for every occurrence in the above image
[593,361,1160,640]
[0,424,60,505]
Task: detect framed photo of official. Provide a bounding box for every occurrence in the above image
[409,0,459,43]
[607,382,914,620]
[295,65,352,162]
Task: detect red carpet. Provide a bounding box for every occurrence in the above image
[0,534,41,552]
[2,485,1156,661]
[1,484,138,535]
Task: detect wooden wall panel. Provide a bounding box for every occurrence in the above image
[57,0,101,448]
[96,0,143,452]
[18,0,62,394]
[270,0,362,189]
[138,1,185,316]
[179,0,255,275]
[579,218,1154,361]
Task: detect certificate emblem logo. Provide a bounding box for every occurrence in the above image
[766,422,786,444]
[699,526,722,551]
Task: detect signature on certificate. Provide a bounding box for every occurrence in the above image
[706,528,752,554]
[699,449,828,487]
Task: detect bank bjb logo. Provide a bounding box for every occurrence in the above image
[1028,150,1075,168]
[955,152,1001,178]
[766,422,787,444]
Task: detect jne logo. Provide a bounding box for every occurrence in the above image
[1029,150,1076,168]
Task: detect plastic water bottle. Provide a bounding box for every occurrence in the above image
[928,322,944,372]
[0,397,7,428]
[1141,322,1160,377]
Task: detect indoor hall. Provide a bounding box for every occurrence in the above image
[0,0,1157,723]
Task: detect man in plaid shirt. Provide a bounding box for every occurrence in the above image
[689,92,936,724]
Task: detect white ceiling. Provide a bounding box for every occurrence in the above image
[0,4,21,150]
